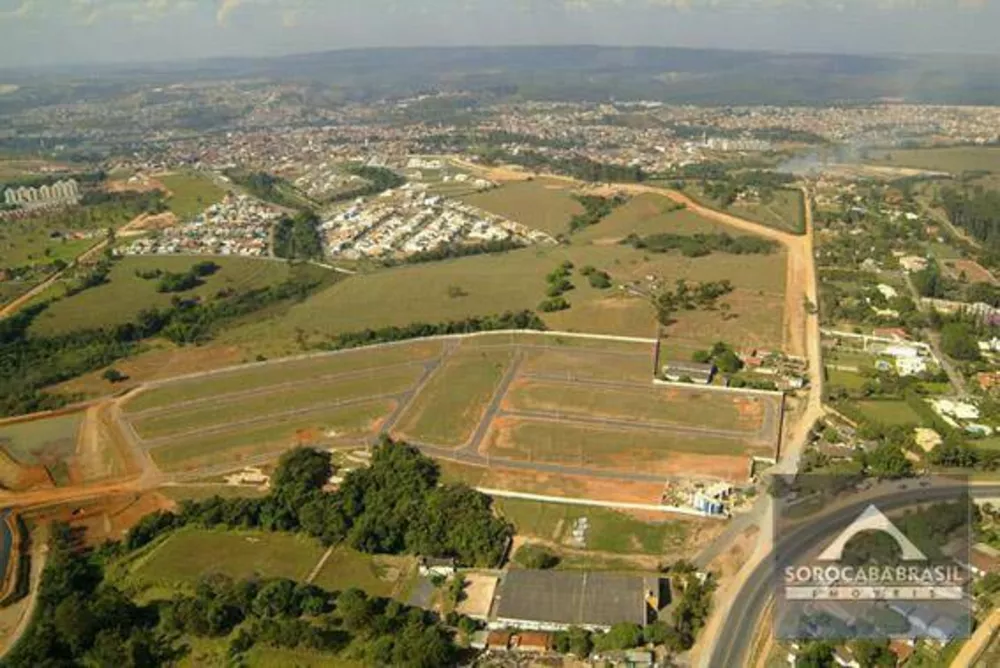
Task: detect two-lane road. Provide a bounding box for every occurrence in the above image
[708,483,1000,667]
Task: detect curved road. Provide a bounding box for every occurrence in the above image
[708,483,999,668]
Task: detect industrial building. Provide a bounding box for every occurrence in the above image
[489,570,660,632]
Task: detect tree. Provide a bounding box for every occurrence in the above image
[797,641,836,668]
[867,443,914,479]
[271,447,333,503]
[514,544,560,569]
[102,367,127,384]
[849,639,896,668]
[941,322,981,361]
[594,622,643,651]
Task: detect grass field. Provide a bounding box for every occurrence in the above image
[226,239,785,352]
[502,379,765,432]
[681,184,805,235]
[518,346,655,383]
[496,497,690,555]
[124,340,444,414]
[128,528,325,585]
[158,171,227,220]
[30,255,294,336]
[574,193,727,242]
[158,485,270,503]
[865,146,1000,175]
[459,178,584,235]
[393,347,513,447]
[0,225,96,269]
[132,365,423,441]
[825,367,867,390]
[147,399,394,472]
[0,413,82,465]
[854,400,923,427]
[484,419,762,480]
[311,548,417,600]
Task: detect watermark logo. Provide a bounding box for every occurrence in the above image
[817,505,926,562]
[772,475,972,641]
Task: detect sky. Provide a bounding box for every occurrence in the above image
[1,0,999,69]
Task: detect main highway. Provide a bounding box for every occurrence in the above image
[706,482,1000,667]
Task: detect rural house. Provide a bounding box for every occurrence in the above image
[662,360,715,384]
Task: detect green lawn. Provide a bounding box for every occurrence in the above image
[30,255,294,336]
[124,340,443,414]
[226,239,785,351]
[127,528,326,586]
[157,485,270,503]
[394,347,514,447]
[865,146,1000,175]
[159,171,228,220]
[825,367,867,391]
[148,399,394,472]
[0,412,82,465]
[854,400,923,427]
[928,241,964,261]
[495,497,689,555]
[311,547,417,600]
[132,365,422,441]
[459,178,584,235]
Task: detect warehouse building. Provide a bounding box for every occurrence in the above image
[489,570,660,632]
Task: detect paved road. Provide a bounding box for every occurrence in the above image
[707,483,999,668]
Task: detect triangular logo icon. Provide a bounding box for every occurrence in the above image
[816,504,927,562]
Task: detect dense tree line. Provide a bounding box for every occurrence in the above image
[273,210,324,260]
[3,522,177,667]
[128,442,513,567]
[622,231,777,257]
[941,187,1000,247]
[0,268,329,417]
[322,310,546,351]
[224,170,304,209]
[568,194,628,232]
[328,166,406,203]
[539,261,574,312]
[7,520,461,666]
[580,265,612,289]
[478,149,647,183]
[386,238,526,266]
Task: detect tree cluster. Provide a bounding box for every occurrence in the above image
[388,238,525,266]
[580,265,612,289]
[622,231,777,257]
[329,166,406,203]
[224,170,303,209]
[273,210,324,260]
[691,341,743,374]
[539,261,574,312]
[153,261,219,294]
[568,194,628,232]
[478,149,647,183]
[3,523,177,668]
[654,279,734,326]
[941,186,1000,248]
[128,441,514,568]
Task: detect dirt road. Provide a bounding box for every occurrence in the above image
[0,211,153,320]
[951,607,1000,668]
[448,158,814,360]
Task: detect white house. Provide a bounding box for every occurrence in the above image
[896,356,927,377]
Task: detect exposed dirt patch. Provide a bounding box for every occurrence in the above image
[943,258,996,285]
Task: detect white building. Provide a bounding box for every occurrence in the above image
[896,356,927,377]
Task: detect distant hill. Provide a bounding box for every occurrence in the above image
[11,45,1000,106]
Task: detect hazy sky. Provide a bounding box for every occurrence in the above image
[1,0,998,69]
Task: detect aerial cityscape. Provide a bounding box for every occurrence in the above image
[5,2,1000,667]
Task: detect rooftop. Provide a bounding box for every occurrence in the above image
[493,570,653,629]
